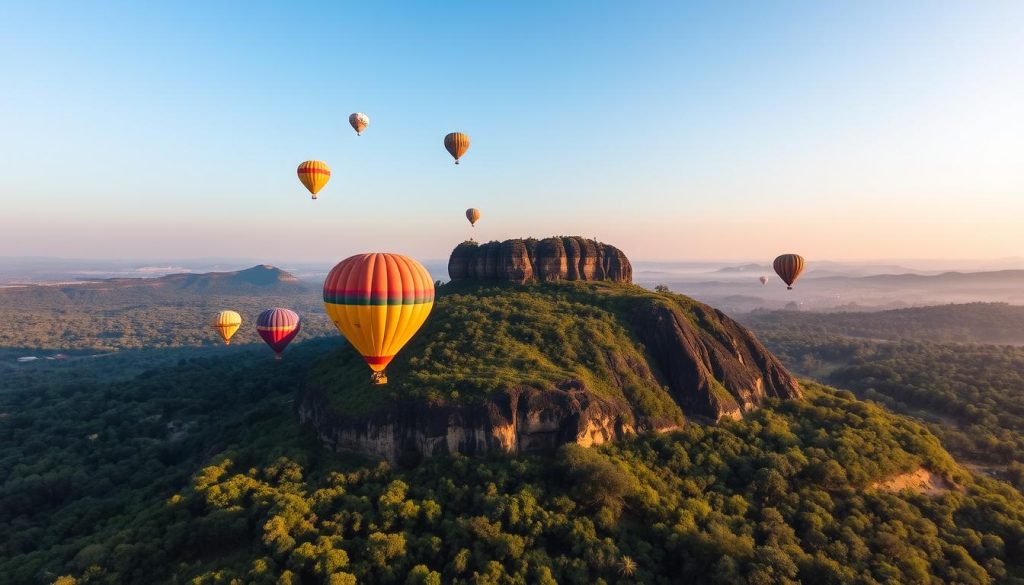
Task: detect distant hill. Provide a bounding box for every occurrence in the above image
[96,264,304,292]
[0,265,311,309]
[714,263,769,273]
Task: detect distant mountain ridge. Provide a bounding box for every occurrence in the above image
[0,265,310,308]
[101,264,302,290]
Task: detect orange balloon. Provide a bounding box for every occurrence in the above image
[444,132,470,164]
[466,208,481,227]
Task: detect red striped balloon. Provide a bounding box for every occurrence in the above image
[256,308,301,359]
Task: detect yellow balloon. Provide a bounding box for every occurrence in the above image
[212,310,242,345]
[297,160,331,199]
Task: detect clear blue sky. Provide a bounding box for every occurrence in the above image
[1,1,1021,263]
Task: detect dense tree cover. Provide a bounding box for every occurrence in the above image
[7,338,1024,584]
[0,339,342,584]
[758,329,1024,469]
[31,379,1024,585]
[309,281,685,422]
[8,292,1024,583]
[0,288,333,351]
[743,303,1024,344]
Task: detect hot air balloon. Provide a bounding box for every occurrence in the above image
[256,308,301,359]
[349,112,369,136]
[297,161,331,199]
[444,132,470,164]
[773,254,806,290]
[466,208,481,227]
[212,310,242,345]
[759,276,768,285]
[323,253,434,384]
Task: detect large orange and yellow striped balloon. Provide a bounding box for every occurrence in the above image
[773,254,806,290]
[323,253,434,382]
[297,160,331,199]
[444,132,470,164]
[465,208,481,227]
[212,310,242,345]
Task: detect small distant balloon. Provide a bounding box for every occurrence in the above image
[297,161,331,199]
[444,132,470,164]
[466,208,481,227]
[212,310,242,345]
[349,112,369,136]
[773,254,806,290]
[759,276,768,285]
[256,308,301,359]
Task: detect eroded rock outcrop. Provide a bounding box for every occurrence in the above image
[298,382,641,463]
[448,237,632,284]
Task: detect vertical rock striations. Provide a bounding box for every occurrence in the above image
[629,299,801,421]
[448,237,632,284]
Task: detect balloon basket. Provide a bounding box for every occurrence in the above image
[275,354,282,361]
[371,371,388,385]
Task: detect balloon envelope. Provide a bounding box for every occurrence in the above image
[349,112,369,135]
[297,161,331,199]
[466,208,481,226]
[759,276,768,285]
[444,132,470,164]
[773,254,806,290]
[323,253,434,374]
[256,308,301,357]
[212,310,242,345]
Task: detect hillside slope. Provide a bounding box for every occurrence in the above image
[300,281,800,461]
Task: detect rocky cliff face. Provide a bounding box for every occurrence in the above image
[299,382,646,464]
[628,299,800,421]
[448,237,632,284]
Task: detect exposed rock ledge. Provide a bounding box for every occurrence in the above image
[298,382,678,464]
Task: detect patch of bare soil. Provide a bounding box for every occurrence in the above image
[871,467,958,496]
